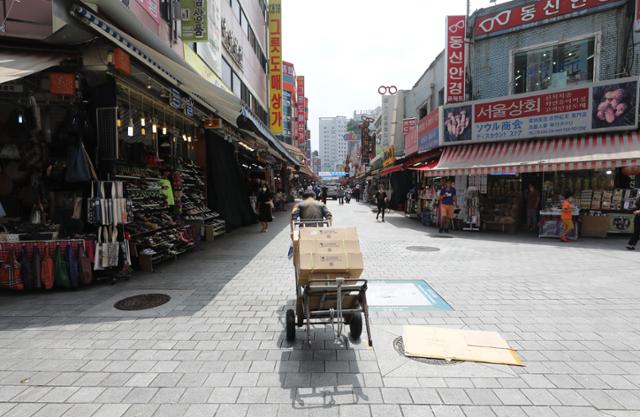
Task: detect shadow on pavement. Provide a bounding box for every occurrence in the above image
[0,204,293,331]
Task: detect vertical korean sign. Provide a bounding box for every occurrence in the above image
[402,118,418,156]
[445,15,466,104]
[181,0,208,41]
[268,0,283,135]
[296,76,305,144]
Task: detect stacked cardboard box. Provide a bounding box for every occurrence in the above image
[294,227,364,286]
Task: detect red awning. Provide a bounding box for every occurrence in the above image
[380,165,404,176]
[408,159,438,171]
[427,132,640,177]
[403,149,441,167]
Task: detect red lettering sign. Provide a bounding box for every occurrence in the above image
[49,73,76,96]
[474,88,589,122]
[474,0,624,38]
[113,48,131,76]
[445,16,466,104]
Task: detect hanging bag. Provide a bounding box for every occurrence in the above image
[54,246,71,289]
[78,245,93,285]
[40,245,54,289]
[66,244,79,289]
[107,226,120,267]
[19,246,33,290]
[94,227,105,270]
[0,249,23,290]
[65,141,97,183]
[31,246,41,290]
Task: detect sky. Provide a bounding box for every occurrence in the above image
[282,0,509,152]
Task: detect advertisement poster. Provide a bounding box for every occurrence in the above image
[418,108,440,153]
[608,213,634,234]
[181,0,208,41]
[268,0,283,135]
[441,77,639,146]
[197,0,222,79]
[474,0,625,39]
[136,0,160,23]
[403,117,418,156]
[445,15,466,104]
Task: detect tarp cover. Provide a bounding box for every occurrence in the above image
[0,51,63,84]
[206,132,256,231]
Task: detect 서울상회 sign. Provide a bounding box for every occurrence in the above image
[441,77,640,146]
[474,0,625,39]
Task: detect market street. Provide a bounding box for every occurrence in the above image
[1,200,639,417]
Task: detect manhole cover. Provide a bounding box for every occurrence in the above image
[114,294,171,311]
[393,336,462,366]
[406,246,440,252]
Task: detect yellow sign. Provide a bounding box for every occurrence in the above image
[383,145,395,167]
[268,0,282,135]
[182,42,232,94]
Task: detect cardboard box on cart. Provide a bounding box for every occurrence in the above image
[294,227,364,286]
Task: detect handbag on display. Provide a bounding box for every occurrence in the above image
[0,249,23,290]
[31,246,41,290]
[19,246,33,290]
[66,244,79,289]
[107,226,120,268]
[94,227,105,271]
[65,141,97,183]
[78,246,92,286]
[54,246,71,289]
[40,246,55,290]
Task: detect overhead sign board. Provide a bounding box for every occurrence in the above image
[181,0,208,41]
[445,16,466,104]
[418,108,441,153]
[441,77,639,146]
[268,0,283,135]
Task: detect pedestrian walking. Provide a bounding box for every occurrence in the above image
[560,191,574,242]
[354,185,361,202]
[337,186,345,205]
[626,193,640,250]
[526,184,540,232]
[439,180,457,233]
[257,185,274,233]
[375,186,388,222]
[321,187,328,205]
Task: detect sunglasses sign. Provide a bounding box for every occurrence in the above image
[474,0,625,39]
[445,16,466,104]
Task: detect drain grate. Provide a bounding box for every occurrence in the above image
[114,294,171,311]
[406,246,440,252]
[393,336,462,366]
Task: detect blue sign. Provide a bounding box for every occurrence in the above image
[319,171,347,177]
[418,128,439,153]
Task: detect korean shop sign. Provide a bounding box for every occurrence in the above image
[403,118,418,156]
[474,0,625,40]
[383,145,396,167]
[441,77,639,146]
[268,0,283,135]
[445,16,466,104]
[418,108,441,153]
[181,0,208,41]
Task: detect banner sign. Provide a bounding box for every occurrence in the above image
[360,117,375,165]
[319,171,348,177]
[474,0,625,40]
[296,76,305,143]
[136,0,160,23]
[405,126,419,156]
[181,0,208,41]
[418,108,441,153]
[402,118,416,135]
[445,16,466,104]
[383,145,396,167]
[441,77,639,146]
[183,42,230,93]
[268,0,283,135]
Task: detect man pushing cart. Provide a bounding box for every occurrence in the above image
[287,191,373,346]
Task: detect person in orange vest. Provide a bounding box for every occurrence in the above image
[560,191,575,242]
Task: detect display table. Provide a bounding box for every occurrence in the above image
[539,208,580,240]
[581,215,609,238]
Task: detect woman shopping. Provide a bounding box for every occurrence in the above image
[257,185,274,233]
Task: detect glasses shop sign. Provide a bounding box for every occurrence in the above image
[441,77,640,146]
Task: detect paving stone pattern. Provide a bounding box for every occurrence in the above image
[1,201,639,416]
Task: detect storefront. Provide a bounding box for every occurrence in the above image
[427,133,640,237]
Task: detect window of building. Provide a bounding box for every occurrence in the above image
[438,89,444,106]
[513,37,595,94]
[232,72,241,98]
[231,0,241,22]
[241,82,250,105]
[249,28,257,53]
[240,10,249,36]
[222,58,232,90]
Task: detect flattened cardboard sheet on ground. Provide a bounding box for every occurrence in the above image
[402,326,523,367]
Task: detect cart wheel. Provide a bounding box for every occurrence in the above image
[349,313,363,340]
[286,309,296,342]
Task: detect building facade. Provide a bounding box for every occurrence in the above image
[319,116,348,172]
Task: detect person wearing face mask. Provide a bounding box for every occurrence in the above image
[257,185,274,232]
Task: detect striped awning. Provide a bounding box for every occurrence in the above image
[428,132,640,177]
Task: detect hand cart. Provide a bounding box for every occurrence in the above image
[286,221,373,346]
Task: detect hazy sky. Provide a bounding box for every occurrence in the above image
[282,0,508,152]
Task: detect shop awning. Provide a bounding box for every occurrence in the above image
[0,51,66,84]
[238,107,299,166]
[380,165,404,176]
[408,159,439,171]
[71,5,242,126]
[428,132,640,177]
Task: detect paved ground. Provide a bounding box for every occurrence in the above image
[1,200,640,417]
